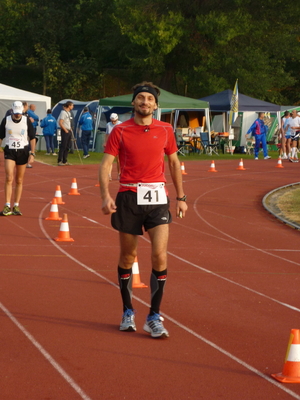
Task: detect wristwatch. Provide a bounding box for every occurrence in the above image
[176,195,187,201]
[29,152,35,157]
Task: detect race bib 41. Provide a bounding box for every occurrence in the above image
[137,183,167,205]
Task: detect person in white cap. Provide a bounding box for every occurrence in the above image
[104,113,122,179]
[0,101,36,216]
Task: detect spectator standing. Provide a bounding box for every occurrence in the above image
[57,101,74,166]
[281,111,291,159]
[99,82,188,338]
[26,104,39,168]
[247,112,271,160]
[287,109,300,162]
[40,109,57,155]
[104,113,122,179]
[27,104,39,134]
[0,101,35,216]
[79,106,93,159]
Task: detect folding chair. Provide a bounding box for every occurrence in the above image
[245,135,254,155]
[175,129,186,156]
[199,131,219,156]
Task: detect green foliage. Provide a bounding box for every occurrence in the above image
[1,0,300,105]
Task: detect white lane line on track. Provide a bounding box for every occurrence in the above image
[36,204,300,399]
[0,301,92,400]
[193,187,300,268]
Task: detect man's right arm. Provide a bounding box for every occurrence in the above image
[99,153,117,215]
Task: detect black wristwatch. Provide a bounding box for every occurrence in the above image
[29,152,35,157]
[176,195,187,202]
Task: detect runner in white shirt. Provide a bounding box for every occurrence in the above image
[0,101,35,215]
[288,110,300,162]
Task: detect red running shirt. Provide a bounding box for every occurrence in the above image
[105,118,178,192]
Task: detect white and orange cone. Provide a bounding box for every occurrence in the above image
[236,158,246,170]
[54,185,65,205]
[54,213,74,242]
[272,329,300,383]
[208,160,217,172]
[45,198,62,221]
[68,178,80,195]
[132,256,148,288]
[276,156,284,168]
[181,162,188,175]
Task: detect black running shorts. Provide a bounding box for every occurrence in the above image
[4,146,30,165]
[111,190,172,235]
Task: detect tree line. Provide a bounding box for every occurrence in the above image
[1,0,299,105]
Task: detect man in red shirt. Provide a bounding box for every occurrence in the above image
[99,82,187,338]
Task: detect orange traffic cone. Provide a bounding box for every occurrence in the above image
[132,257,148,288]
[208,160,217,172]
[276,156,284,168]
[272,329,300,383]
[236,158,246,170]
[54,185,65,205]
[54,213,74,242]
[68,178,80,195]
[45,198,62,221]
[181,162,188,175]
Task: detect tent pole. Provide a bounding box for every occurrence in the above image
[92,106,102,151]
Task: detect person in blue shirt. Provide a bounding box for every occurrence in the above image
[247,112,271,160]
[27,104,39,134]
[79,107,93,158]
[40,109,57,155]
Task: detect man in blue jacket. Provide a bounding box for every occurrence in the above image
[247,112,271,160]
[27,104,39,134]
[40,109,57,155]
[79,107,93,158]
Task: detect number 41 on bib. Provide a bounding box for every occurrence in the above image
[137,183,167,205]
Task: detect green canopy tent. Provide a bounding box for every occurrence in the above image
[93,88,210,151]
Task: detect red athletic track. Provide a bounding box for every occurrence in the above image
[1,155,300,400]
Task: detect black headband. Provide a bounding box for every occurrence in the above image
[132,86,159,104]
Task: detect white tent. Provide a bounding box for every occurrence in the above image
[0,83,51,133]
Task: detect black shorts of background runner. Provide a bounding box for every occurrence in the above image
[112,190,172,235]
[4,145,30,165]
[291,131,300,141]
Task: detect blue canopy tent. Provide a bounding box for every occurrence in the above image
[199,90,281,146]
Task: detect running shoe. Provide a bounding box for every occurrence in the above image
[143,313,169,338]
[254,157,258,160]
[2,205,13,216]
[83,154,90,159]
[289,157,296,163]
[58,161,65,166]
[13,206,22,216]
[264,156,271,159]
[119,309,136,332]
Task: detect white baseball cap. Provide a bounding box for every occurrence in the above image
[12,101,24,114]
[110,113,118,121]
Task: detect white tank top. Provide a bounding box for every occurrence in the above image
[5,116,28,149]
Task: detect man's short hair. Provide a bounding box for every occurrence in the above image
[64,101,73,108]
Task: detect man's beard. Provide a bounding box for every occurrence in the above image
[134,106,153,117]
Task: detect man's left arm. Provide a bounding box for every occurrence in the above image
[167,152,188,218]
